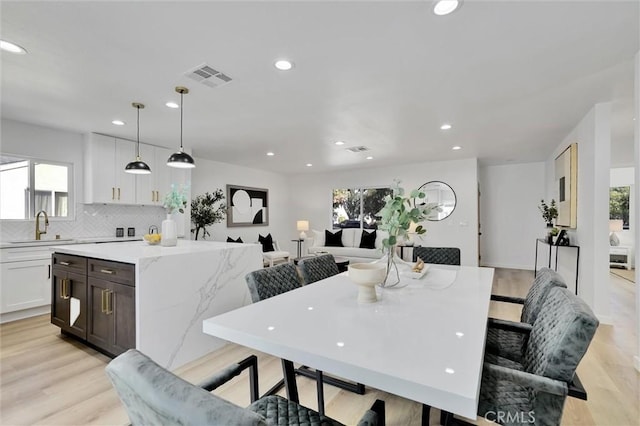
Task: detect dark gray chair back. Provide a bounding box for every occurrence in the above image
[298,254,340,284]
[412,247,460,265]
[245,263,303,303]
[105,349,267,426]
[521,267,567,324]
[524,287,598,381]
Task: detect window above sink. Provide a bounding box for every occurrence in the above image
[0,154,74,221]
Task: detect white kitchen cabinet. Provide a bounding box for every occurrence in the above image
[0,246,53,322]
[85,133,136,204]
[135,144,173,206]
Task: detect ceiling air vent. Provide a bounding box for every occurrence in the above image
[184,64,233,88]
[346,146,370,153]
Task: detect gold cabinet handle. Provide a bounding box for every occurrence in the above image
[100,269,114,275]
[155,190,159,202]
[151,190,155,202]
[59,261,71,266]
[112,187,115,200]
[61,279,70,300]
[101,289,108,313]
[118,187,121,200]
[106,290,113,315]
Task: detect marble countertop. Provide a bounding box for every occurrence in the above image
[49,240,256,264]
[0,236,141,249]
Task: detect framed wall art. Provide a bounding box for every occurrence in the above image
[554,143,578,228]
[226,185,269,227]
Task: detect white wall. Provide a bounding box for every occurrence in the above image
[190,157,291,251]
[479,162,546,270]
[546,103,612,323]
[288,158,480,266]
[610,167,635,247]
[1,118,84,203]
[633,50,639,373]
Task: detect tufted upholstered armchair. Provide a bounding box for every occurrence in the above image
[485,267,568,361]
[475,287,599,426]
[298,253,340,284]
[106,349,385,426]
[412,247,461,265]
[245,262,303,303]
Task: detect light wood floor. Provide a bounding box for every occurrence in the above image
[1,269,638,425]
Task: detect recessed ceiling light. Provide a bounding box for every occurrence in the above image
[335,141,345,146]
[274,59,294,71]
[0,40,27,54]
[366,156,373,160]
[112,120,125,126]
[306,163,313,167]
[433,0,461,16]
[440,123,452,130]
[266,152,275,156]
[452,146,462,150]
[165,101,179,109]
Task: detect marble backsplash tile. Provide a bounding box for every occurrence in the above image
[0,204,168,241]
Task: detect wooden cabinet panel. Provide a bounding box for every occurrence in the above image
[111,281,135,355]
[51,270,87,339]
[88,258,134,286]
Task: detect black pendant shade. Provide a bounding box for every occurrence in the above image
[125,102,151,174]
[167,86,195,169]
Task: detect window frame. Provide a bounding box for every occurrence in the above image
[0,154,74,222]
[332,185,392,230]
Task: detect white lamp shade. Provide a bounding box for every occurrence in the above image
[609,220,623,232]
[297,220,309,240]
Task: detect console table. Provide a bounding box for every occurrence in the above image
[534,238,580,295]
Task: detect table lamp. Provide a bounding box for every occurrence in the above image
[297,220,309,240]
[609,219,623,246]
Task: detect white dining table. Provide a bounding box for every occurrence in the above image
[202,264,494,420]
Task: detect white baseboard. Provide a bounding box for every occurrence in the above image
[634,356,640,372]
[596,314,613,325]
[0,305,50,324]
[480,261,535,271]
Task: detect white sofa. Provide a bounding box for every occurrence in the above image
[306,229,387,263]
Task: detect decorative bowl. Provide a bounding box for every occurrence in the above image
[348,262,386,303]
[143,234,161,245]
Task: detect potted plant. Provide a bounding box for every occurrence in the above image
[377,180,439,287]
[538,199,558,227]
[161,184,189,246]
[190,189,226,240]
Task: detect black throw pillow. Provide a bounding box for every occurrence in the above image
[325,230,344,247]
[226,237,243,243]
[258,233,275,252]
[359,230,377,249]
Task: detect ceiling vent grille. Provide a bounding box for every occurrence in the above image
[346,146,370,153]
[184,63,233,88]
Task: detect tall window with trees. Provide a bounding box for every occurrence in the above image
[609,186,630,229]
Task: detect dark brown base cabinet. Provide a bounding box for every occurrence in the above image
[51,254,88,339]
[51,253,135,357]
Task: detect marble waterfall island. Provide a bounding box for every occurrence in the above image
[50,240,263,369]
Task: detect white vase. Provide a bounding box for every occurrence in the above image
[161,214,178,247]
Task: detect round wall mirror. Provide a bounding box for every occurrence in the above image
[418,181,457,221]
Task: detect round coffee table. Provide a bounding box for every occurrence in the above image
[333,256,350,273]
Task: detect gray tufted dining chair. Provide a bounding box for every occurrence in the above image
[245,262,303,303]
[485,267,568,361]
[297,254,340,284]
[412,247,461,265]
[475,287,599,426]
[106,349,385,426]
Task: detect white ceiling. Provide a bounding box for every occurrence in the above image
[1,1,638,174]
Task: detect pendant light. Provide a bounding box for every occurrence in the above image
[167,86,196,168]
[125,102,151,174]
